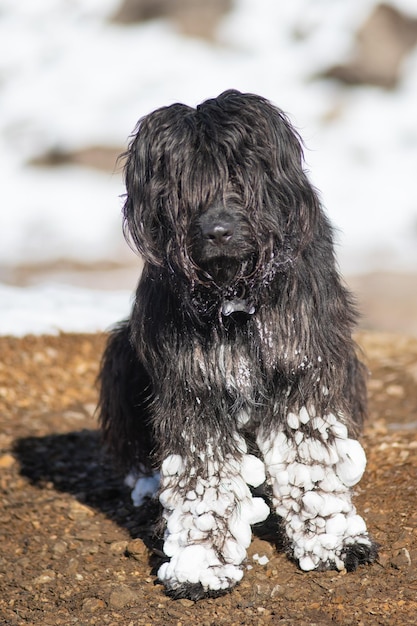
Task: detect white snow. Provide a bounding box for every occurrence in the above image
[127,472,160,507]
[0,283,131,336]
[253,553,269,565]
[334,437,367,487]
[1,0,417,336]
[287,412,300,430]
[257,415,372,572]
[240,454,266,488]
[157,445,269,592]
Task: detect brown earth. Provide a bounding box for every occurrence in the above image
[0,331,417,625]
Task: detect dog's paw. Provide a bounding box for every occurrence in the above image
[341,539,379,572]
[295,530,377,573]
[288,511,376,572]
[165,582,234,601]
[158,546,243,598]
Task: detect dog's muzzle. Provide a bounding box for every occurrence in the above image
[201,218,235,247]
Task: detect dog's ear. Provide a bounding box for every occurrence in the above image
[231,91,322,255]
[265,103,322,254]
[121,103,195,267]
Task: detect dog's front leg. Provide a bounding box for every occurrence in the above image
[257,408,378,572]
[157,435,269,600]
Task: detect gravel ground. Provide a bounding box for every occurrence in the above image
[0,331,417,625]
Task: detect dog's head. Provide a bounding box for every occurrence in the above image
[122,90,321,302]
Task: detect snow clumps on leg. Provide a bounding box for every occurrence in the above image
[157,437,269,599]
[257,407,376,572]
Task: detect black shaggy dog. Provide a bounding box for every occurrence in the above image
[99,90,378,600]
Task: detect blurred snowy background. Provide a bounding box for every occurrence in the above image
[1,0,416,335]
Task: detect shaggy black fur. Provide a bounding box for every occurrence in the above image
[98,90,376,598]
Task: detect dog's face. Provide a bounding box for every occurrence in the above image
[189,193,258,286]
[122,90,321,291]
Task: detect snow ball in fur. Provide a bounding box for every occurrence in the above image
[195,500,209,516]
[222,564,244,584]
[331,422,348,439]
[314,516,326,529]
[299,438,328,463]
[335,438,367,487]
[289,514,304,531]
[288,462,314,490]
[130,473,159,507]
[346,514,367,536]
[310,464,326,483]
[259,431,293,464]
[159,545,209,585]
[319,533,340,550]
[240,454,266,487]
[166,509,185,534]
[230,476,251,501]
[242,496,270,525]
[202,486,220,505]
[299,555,317,571]
[302,491,323,517]
[163,534,182,557]
[319,471,344,493]
[159,487,181,509]
[294,431,304,446]
[299,406,310,424]
[176,545,211,581]
[161,454,184,476]
[274,469,289,487]
[325,513,348,536]
[195,513,215,532]
[211,496,230,517]
[223,538,247,564]
[287,412,300,429]
[228,514,252,547]
[320,493,351,517]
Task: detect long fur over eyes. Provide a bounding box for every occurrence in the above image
[123,91,320,275]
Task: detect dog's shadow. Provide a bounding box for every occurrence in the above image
[13,429,160,547]
[13,429,285,562]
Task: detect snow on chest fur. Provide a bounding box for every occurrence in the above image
[216,343,253,394]
[195,341,254,398]
[257,408,372,572]
[158,436,269,593]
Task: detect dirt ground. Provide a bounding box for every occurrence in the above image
[0,331,417,625]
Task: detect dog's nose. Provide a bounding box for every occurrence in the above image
[201,221,234,245]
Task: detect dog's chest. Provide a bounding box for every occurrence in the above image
[193,339,254,397]
[193,317,283,401]
[217,343,252,393]
[212,319,278,390]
